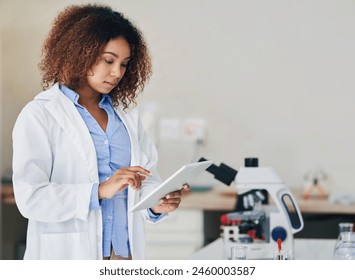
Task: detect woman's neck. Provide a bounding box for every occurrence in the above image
[77,85,101,108]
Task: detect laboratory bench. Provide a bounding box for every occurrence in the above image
[1,183,27,259]
[147,186,355,259]
[2,184,355,260]
[180,185,355,214]
[189,237,336,260]
[179,186,355,244]
[0,184,15,205]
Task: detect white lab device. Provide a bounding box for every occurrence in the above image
[200,157,304,260]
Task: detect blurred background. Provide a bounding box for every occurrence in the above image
[1,0,355,259]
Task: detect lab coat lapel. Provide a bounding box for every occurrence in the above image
[114,106,140,165]
[114,106,139,244]
[43,86,99,182]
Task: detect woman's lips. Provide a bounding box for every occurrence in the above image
[105,81,118,87]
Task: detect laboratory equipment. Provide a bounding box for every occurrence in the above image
[333,232,355,260]
[199,157,304,260]
[230,245,247,260]
[333,222,354,259]
[274,238,284,260]
[302,169,329,199]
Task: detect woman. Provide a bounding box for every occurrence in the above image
[12,3,189,260]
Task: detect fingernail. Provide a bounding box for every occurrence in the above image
[165,194,170,199]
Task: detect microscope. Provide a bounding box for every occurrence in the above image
[199,157,304,259]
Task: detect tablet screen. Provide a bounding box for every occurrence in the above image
[129,160,213,212]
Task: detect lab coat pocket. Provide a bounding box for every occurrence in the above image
[40,232,91,260]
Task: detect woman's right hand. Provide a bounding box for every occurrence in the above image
[98,166,151,199]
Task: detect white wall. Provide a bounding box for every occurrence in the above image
[1,0,355,193]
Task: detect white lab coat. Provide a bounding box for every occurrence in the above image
[12,83,164,260]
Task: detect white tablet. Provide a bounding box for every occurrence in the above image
[129,160,213,212]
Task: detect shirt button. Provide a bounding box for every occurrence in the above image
[104,140,108,144]
[107,215,112,220]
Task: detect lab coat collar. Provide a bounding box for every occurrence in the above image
[35,83,99,182]
[34,83,140,184]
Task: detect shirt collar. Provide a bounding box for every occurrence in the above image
[99,93,113,107]
[59,83,113,107]
[59,84,80,105]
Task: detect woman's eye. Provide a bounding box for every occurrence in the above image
[105,60,114,64]
[121,64,127,68]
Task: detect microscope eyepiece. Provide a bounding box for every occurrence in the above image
[198,157,237,186]
[245,158,259,167]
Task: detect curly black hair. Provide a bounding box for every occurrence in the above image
[39,3,152,109]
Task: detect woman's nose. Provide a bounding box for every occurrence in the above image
[110,67,121,78]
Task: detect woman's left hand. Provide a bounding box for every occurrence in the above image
[150,184,191,214]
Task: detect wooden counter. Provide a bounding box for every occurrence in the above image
[0,184,15,205]
[181,187,236,211]
[3,183,355,214]
[181,186,355,214]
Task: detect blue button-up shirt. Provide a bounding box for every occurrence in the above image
[60,85,160,258]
